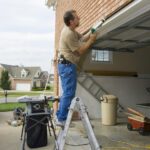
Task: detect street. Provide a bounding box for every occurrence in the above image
[0,97,19,103]
[0,90,54,103]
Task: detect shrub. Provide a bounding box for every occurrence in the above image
[46,86,51,90]
[31,87,44,91]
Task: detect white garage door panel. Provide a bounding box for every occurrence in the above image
[16,83,31,91]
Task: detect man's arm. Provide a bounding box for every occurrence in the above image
[76,32,97,55]
[80,30,91,42]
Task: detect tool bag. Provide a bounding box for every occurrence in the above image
[27,115,48,148]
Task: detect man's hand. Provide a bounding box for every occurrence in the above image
[76,31,98,55]
[89,31,97,43]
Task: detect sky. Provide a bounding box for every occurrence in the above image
[0,0,55,72]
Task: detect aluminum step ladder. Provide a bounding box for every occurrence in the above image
[54,97,101,150]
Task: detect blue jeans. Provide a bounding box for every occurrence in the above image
[56,62,77,122]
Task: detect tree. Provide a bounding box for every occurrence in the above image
[0,70,11,103]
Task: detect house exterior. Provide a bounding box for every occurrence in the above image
[46,0,150,119]
[0,64,49,91]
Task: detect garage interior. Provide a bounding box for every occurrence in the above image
[53,0,150,149]
[75,0,150,116]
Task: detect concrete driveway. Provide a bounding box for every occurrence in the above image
[0,112,91,150]
[0,111,55,150]
[0,112,150,150]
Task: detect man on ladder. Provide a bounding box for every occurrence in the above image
[55,9,97,126]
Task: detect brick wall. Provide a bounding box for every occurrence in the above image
[54,0,134,96]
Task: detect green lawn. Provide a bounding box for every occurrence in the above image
[0,91,53,98]
[0,102,53,112]
[0,102,26,112]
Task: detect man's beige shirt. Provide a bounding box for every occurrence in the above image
[58,26,82,66]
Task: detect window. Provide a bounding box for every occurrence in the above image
[35,71,41,78]
[21,70,26,78]
[91,49,112,62]
[21,73,25,77]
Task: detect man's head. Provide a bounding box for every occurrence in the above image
[64,10,80,29]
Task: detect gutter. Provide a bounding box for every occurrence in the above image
[96,0,150,39]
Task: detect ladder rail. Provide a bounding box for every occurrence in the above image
[56,97,77,150]
[77,99,101,150]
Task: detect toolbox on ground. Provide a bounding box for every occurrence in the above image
[127,116,150,135]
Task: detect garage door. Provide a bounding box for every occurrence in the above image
[16,83,31,91]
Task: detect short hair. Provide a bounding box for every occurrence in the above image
[63,10,76,26]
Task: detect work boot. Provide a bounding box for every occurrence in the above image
[53,116,66,127]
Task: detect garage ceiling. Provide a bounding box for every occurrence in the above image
[91,0,150,52]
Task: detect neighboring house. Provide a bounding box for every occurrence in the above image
[0,64,49,91]
[46,0,150,119]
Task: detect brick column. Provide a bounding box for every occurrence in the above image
[53,49,59,117]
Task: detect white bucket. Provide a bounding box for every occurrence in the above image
[101,95,118,125]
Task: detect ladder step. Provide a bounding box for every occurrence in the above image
[96,90,105,100]
[94,88,101,96]
[88,83,94,90]
[89,85,100,95]
[81,77,88,84]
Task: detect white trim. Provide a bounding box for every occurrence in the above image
[96,0,150,39]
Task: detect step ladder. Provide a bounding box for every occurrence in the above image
[54,97,101,150]
[78,72,108,101]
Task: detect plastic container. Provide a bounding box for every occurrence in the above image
[101,95,118,125]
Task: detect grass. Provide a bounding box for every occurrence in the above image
[0,102,53,112]
[0,85,54,98]
[0,87,54,111]
[0,102,26,112]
